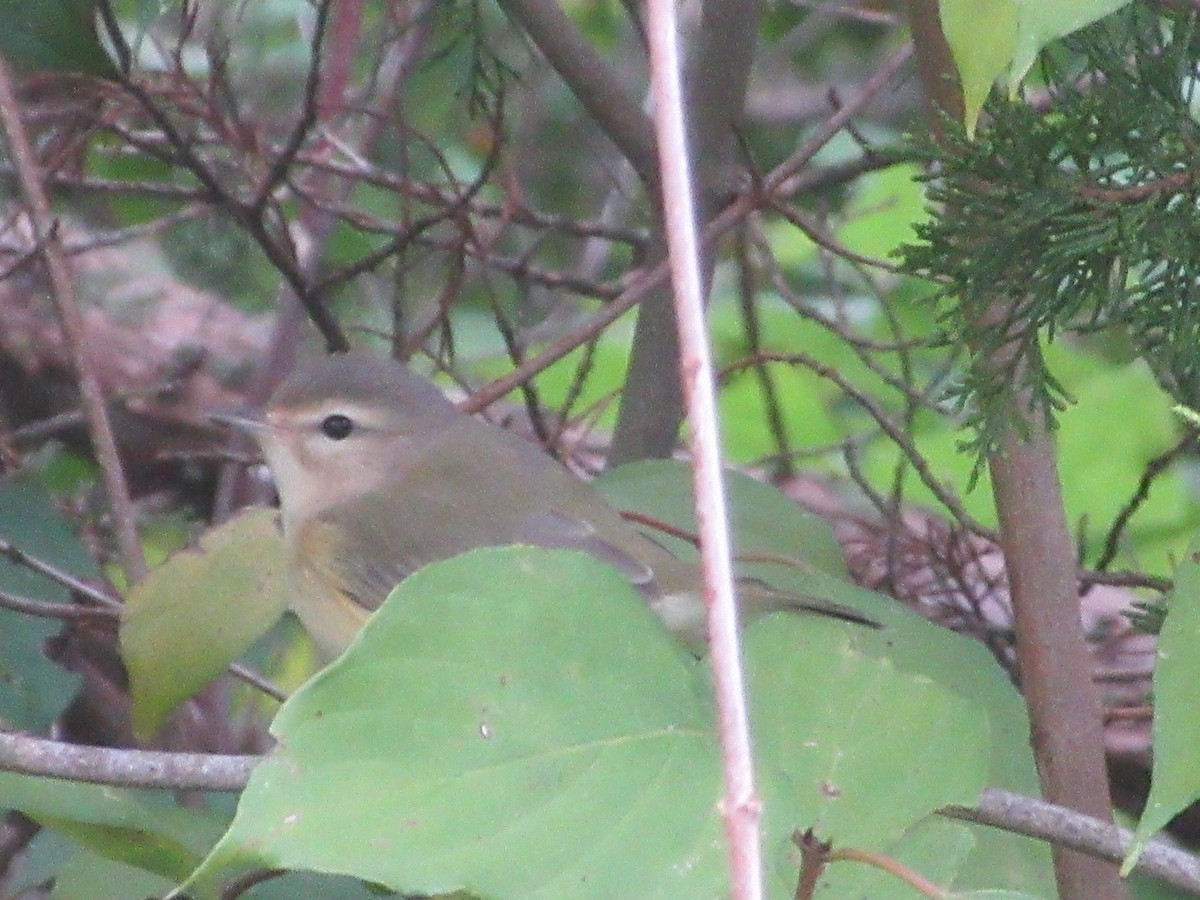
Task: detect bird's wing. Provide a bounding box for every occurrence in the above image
[514,507,658,596]
[308,421,669,608]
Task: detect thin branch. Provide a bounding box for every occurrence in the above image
[496,0,658,186]
[220,868,286,900]
[0,588,117,621]
[767,43,913,197]
[1092,430,1200,575]
[826,846,948,898]
[645,0,762,896]
[0,53,146,584]
[250,0,336,212]
[722,351,996,540]
[767,196,907,273]
[0,731,256,792]
[734,228,793,477]
[940,788,1200,895]
[466,42,915,412]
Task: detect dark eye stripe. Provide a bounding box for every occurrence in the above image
[320,414,355,440]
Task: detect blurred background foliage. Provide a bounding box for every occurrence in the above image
[1,0,1199,896]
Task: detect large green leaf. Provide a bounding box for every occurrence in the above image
[0,469,96,730]
[120,507,288,740]
[1124,547,1200,872]
[939,0,1019,135]
[182,546,995,898]
[598,464,1049,892]
[745,617,989,895]
[183,548,729,898]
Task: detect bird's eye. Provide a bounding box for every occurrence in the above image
[320,413,355,440]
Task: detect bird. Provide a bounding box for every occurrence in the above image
[215,351,874,658]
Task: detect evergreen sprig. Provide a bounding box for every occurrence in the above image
[900,6,1200,462]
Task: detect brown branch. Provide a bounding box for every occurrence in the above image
[766,196,908,273]
[220,868,286,900]
[826,846,948,898]
[734,228,793,477]
[495,0,658,187]
[466,44,915,413]
[904,2,1124,896]
[1078,168,1196,203]
[792,829,830,900]
[0,588,117,622]
[0,53,147,584]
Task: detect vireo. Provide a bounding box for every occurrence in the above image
[216,352,873,658]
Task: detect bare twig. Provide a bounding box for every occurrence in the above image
[940,788,1200,895]
[722,351,996,540]
[0,730,256,792]
[1092,430,1200,576]
[220,868,286,900]
[734,228,793,477]
[466,43,914,413]
[0,53,146,584]
[0,588,117,621]
[826,846,948,898]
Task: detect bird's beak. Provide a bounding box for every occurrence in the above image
[208,408,267,434]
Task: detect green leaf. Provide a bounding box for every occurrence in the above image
[596,459,851,581]
[49,847,176,900]
[120,507,287,741]
[0,0,115,76]
[183,547,731,899]
[939,0,1019,135]
[745,617,989,894]
[599,457,1049,899]
[182,545,1005,898]
[748,618,989,841]
[1008,0,1134,87]
[0,469,97,730]
[0,771,223,880]
[1124,546,1200,872]
[937,0,1135,135]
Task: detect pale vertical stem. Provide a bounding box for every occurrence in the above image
[643,2,764,898]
